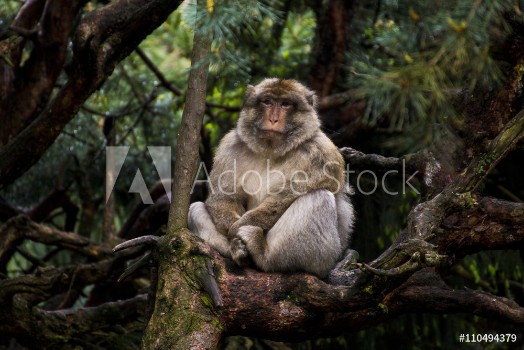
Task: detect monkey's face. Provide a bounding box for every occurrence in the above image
[257,97,292,137]
[237,79,320,157]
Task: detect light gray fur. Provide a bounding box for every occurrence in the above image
[189,188,354,278]
[188,202,230,257]
[336,184,355,248]
[188,79,355,278]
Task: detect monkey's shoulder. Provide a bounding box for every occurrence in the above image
[312,131,341,151]
[295,131,344,164]
[213,130,249,161]
[216,130,240,151]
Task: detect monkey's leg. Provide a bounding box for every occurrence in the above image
[237,190,342,278]
[335,186,355,248]
[188,202,231,257]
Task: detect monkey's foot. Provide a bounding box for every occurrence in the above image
[237,225,264,247]
[230,237,249,266]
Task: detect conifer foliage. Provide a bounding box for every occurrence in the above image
[0,0,522,349]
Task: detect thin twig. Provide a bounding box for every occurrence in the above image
[112,235,160,253]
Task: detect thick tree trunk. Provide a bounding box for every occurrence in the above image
[142,2,222,348]
[0,1,523,348]
[308,0,354,96]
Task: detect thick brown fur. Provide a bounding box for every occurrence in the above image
[189,79,354,278]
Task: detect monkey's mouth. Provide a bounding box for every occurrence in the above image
[258,126,285,135]
[258,129,286,141]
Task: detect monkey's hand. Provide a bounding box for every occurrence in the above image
[227,195,295,237]
[205,199,244,235]
[230,225,264,267]
[228,219,245,237]
[230,236,249,266]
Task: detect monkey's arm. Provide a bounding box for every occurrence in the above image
[205,194,246,235]
[228,192,298,236]
[203,131,249,235]
[229,138,345,236]
[228,173,342,236]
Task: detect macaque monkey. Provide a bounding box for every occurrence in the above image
[189,78,354,278]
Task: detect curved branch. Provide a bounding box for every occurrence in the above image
[0,0,44,103]
[0,257,121,304]
[214,258,524,341]
[407,108,524,241]
[454,108,524,194]
[0,294,147,348]
[340,146,429,174]
[113,235,159,253]
[438,197,524,257]
[37,294,147,339]
[0,0,85,144]
[389,270,524,324]
[0,216,111,270]
[353,248,447,277]
[0,0,184,190]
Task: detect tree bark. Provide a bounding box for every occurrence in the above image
[308,0,354,96]
[0,1,523,348]
[143,2,222,348]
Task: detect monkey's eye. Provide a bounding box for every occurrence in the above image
[281,101,293,109]
[261,99,273,106]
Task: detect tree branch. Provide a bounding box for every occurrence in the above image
[0,0,184,190]
[0,293,147,348]
[190,259,524,341]
[0,256,128,304]
[0,216,111,271]
[0,0,86,144]
[135,47,182,96]
[438,197,524,257]
[406,108,524,241]
[389,270,524,325]
[143,2,221,348]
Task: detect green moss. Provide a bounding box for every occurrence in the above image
[378,303,389,313]
[286,293,301,305]
[457,192,478,209]
[200,295,214,308]
[142,229,224,348]
[511,206,524,218]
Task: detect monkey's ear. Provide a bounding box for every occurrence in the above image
[306,91,318,108]
[245,85,255,99]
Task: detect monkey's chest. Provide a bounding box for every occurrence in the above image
[238,160,291,210]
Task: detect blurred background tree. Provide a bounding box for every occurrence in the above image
[0,0,523,348]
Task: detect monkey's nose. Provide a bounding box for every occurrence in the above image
[269,115,279,124]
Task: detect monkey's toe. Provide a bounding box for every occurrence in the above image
[236,225,263,241]
[230,237,249,266]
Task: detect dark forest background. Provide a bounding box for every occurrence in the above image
[0,0,523,349]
